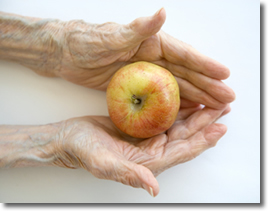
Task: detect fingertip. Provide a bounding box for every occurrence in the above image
[217,123,228,134]
[142,179,159,197]
[155,7,166,23]
[129,9,165,39]
[147,176,160,197]
[221,83,236,104]
[151,7,166,33]
[153,184,160,197]
[217,124,228,139]
[204,123,227,147]
[154,185,160,197]
[228,88,236,103]
[222,104,232,116]
[136,164,159,197]
[204,59,231,80]
[153,175,160,196]
[221,66,231,80]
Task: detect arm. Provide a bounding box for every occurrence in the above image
[0,11,64,77]
[0,123,60,168]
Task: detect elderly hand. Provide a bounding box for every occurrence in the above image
[51,102,230,197]
[0,9,235,108]
[56,8,235,109]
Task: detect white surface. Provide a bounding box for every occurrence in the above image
[0,0,260,203]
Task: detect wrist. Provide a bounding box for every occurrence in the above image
[0,12,65,77]
[59,19,96,71]
[0,123,61,168]
[38,20,66,77]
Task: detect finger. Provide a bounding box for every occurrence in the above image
[176,77,227,109]
[121,8,166,47]
[176,105,202,121]
[160,31,230,80]
[111,160,159,197]
[164,123,227,166]
[221,104,231,117]
[123,161,159,197]
[180,98,201,108]
[186,123,228,159]
[176,104,231,129]
[167,105,229,141]
[169,64,236,104]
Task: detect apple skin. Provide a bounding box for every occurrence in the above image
[106,61,180,138]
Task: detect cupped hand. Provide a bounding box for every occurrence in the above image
[56,8,235,109]
[53,102,231,197]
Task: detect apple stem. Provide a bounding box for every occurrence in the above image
[131,95,141,104]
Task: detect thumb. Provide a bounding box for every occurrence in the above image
[122,8,166,46]
[115,160,159,197]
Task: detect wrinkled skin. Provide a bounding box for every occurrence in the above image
[55,8,235,109]
[48,9,234,196]
[0,9,235,197]
[53,101,231,197]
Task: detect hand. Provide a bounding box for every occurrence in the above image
[56,8,235,109]
[53,102,231,197]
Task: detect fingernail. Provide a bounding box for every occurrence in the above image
[154,7,164,16]
[149,186,154,197]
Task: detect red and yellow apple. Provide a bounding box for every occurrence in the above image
[106,61,180,138]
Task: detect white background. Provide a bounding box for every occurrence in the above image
[0,0,261,206]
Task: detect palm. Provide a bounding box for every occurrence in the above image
[89,105,228,176]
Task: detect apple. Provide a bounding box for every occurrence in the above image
[106,61,180,138]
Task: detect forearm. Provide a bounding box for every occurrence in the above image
[0,123,60,168]
[0,11,65,76]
